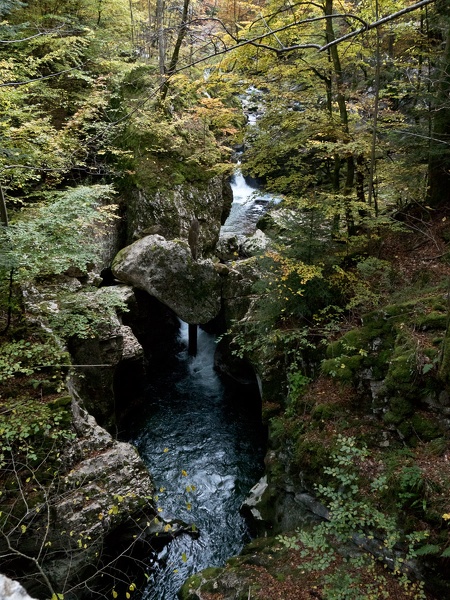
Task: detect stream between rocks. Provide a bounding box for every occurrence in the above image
[130,324,265,599]
[125,169,274,599]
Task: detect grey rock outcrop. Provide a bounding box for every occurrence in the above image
[220,258,260,324]
[2,391,160,600]
[240,228,270,257]
[126,177,232,256]
[112,235,222,324]
[216,229,270,261]
[0,575,37,600]
[68,287,144,429]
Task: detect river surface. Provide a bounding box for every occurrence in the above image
[130,324,265,599]
[128,169,272,599]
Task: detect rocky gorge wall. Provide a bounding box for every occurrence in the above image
[1,172,238,600]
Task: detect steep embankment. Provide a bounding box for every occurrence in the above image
[179,206,450,600]
[0,165,233,599]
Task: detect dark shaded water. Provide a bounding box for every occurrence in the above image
[131,323,266,599]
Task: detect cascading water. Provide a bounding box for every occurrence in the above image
[130,324,265,599]
[220,166,280,236]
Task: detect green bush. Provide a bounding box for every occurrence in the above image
[0,338,70,384]
[0,395,75,466]
[278,436,428,600]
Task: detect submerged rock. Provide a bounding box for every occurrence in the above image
[112,234,222,323]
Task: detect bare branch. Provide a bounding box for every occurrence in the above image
[318,0,436,53]
[0,65,84,88]
[186,0,435,58]
[0,25,66,44]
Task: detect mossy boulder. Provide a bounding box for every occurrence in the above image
[179,536,305,600]
[383,397,414,425]
[125,176,232,255]
[321,354,364,383]
[397,413,442,443]
[112,235,222,323]
[416,311,448,331]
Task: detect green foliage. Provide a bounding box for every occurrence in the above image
[0,338,69,383]
[278,436,428,600]
[48,287,128,340]
[2,185,117,281]
[395,464,429,512]
[0,395,75,466]
[287,370,310,402]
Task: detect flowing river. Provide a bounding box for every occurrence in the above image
[221,166,279,236]
[127,170,272,599]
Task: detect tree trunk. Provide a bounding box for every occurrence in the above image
[325,0,355,235]
[427,20,450,207]
[0,181,8,226]
[156,0,166,79]
[160,0,190,100]
[367,0,380,216]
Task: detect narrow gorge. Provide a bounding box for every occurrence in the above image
[2,3,450,599]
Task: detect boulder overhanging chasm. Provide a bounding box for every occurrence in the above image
[112,234,222,324]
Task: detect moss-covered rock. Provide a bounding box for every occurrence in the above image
[398,413,442,443]
[124,176,232,256]
[383,396,414,425]
[112,234,222,323]
[416,311,448,331]
[321,354,364,382]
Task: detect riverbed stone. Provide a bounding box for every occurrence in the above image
[111,234,222,323]
[215,233,242,261]
[240,228,270,257]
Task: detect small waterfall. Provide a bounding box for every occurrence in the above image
[221,164,280,236]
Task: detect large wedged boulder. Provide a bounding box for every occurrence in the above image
[112,235,222,324]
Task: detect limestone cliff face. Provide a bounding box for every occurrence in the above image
[125,176,233,256]
[0,574,37,600]
[0,383,160,600]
